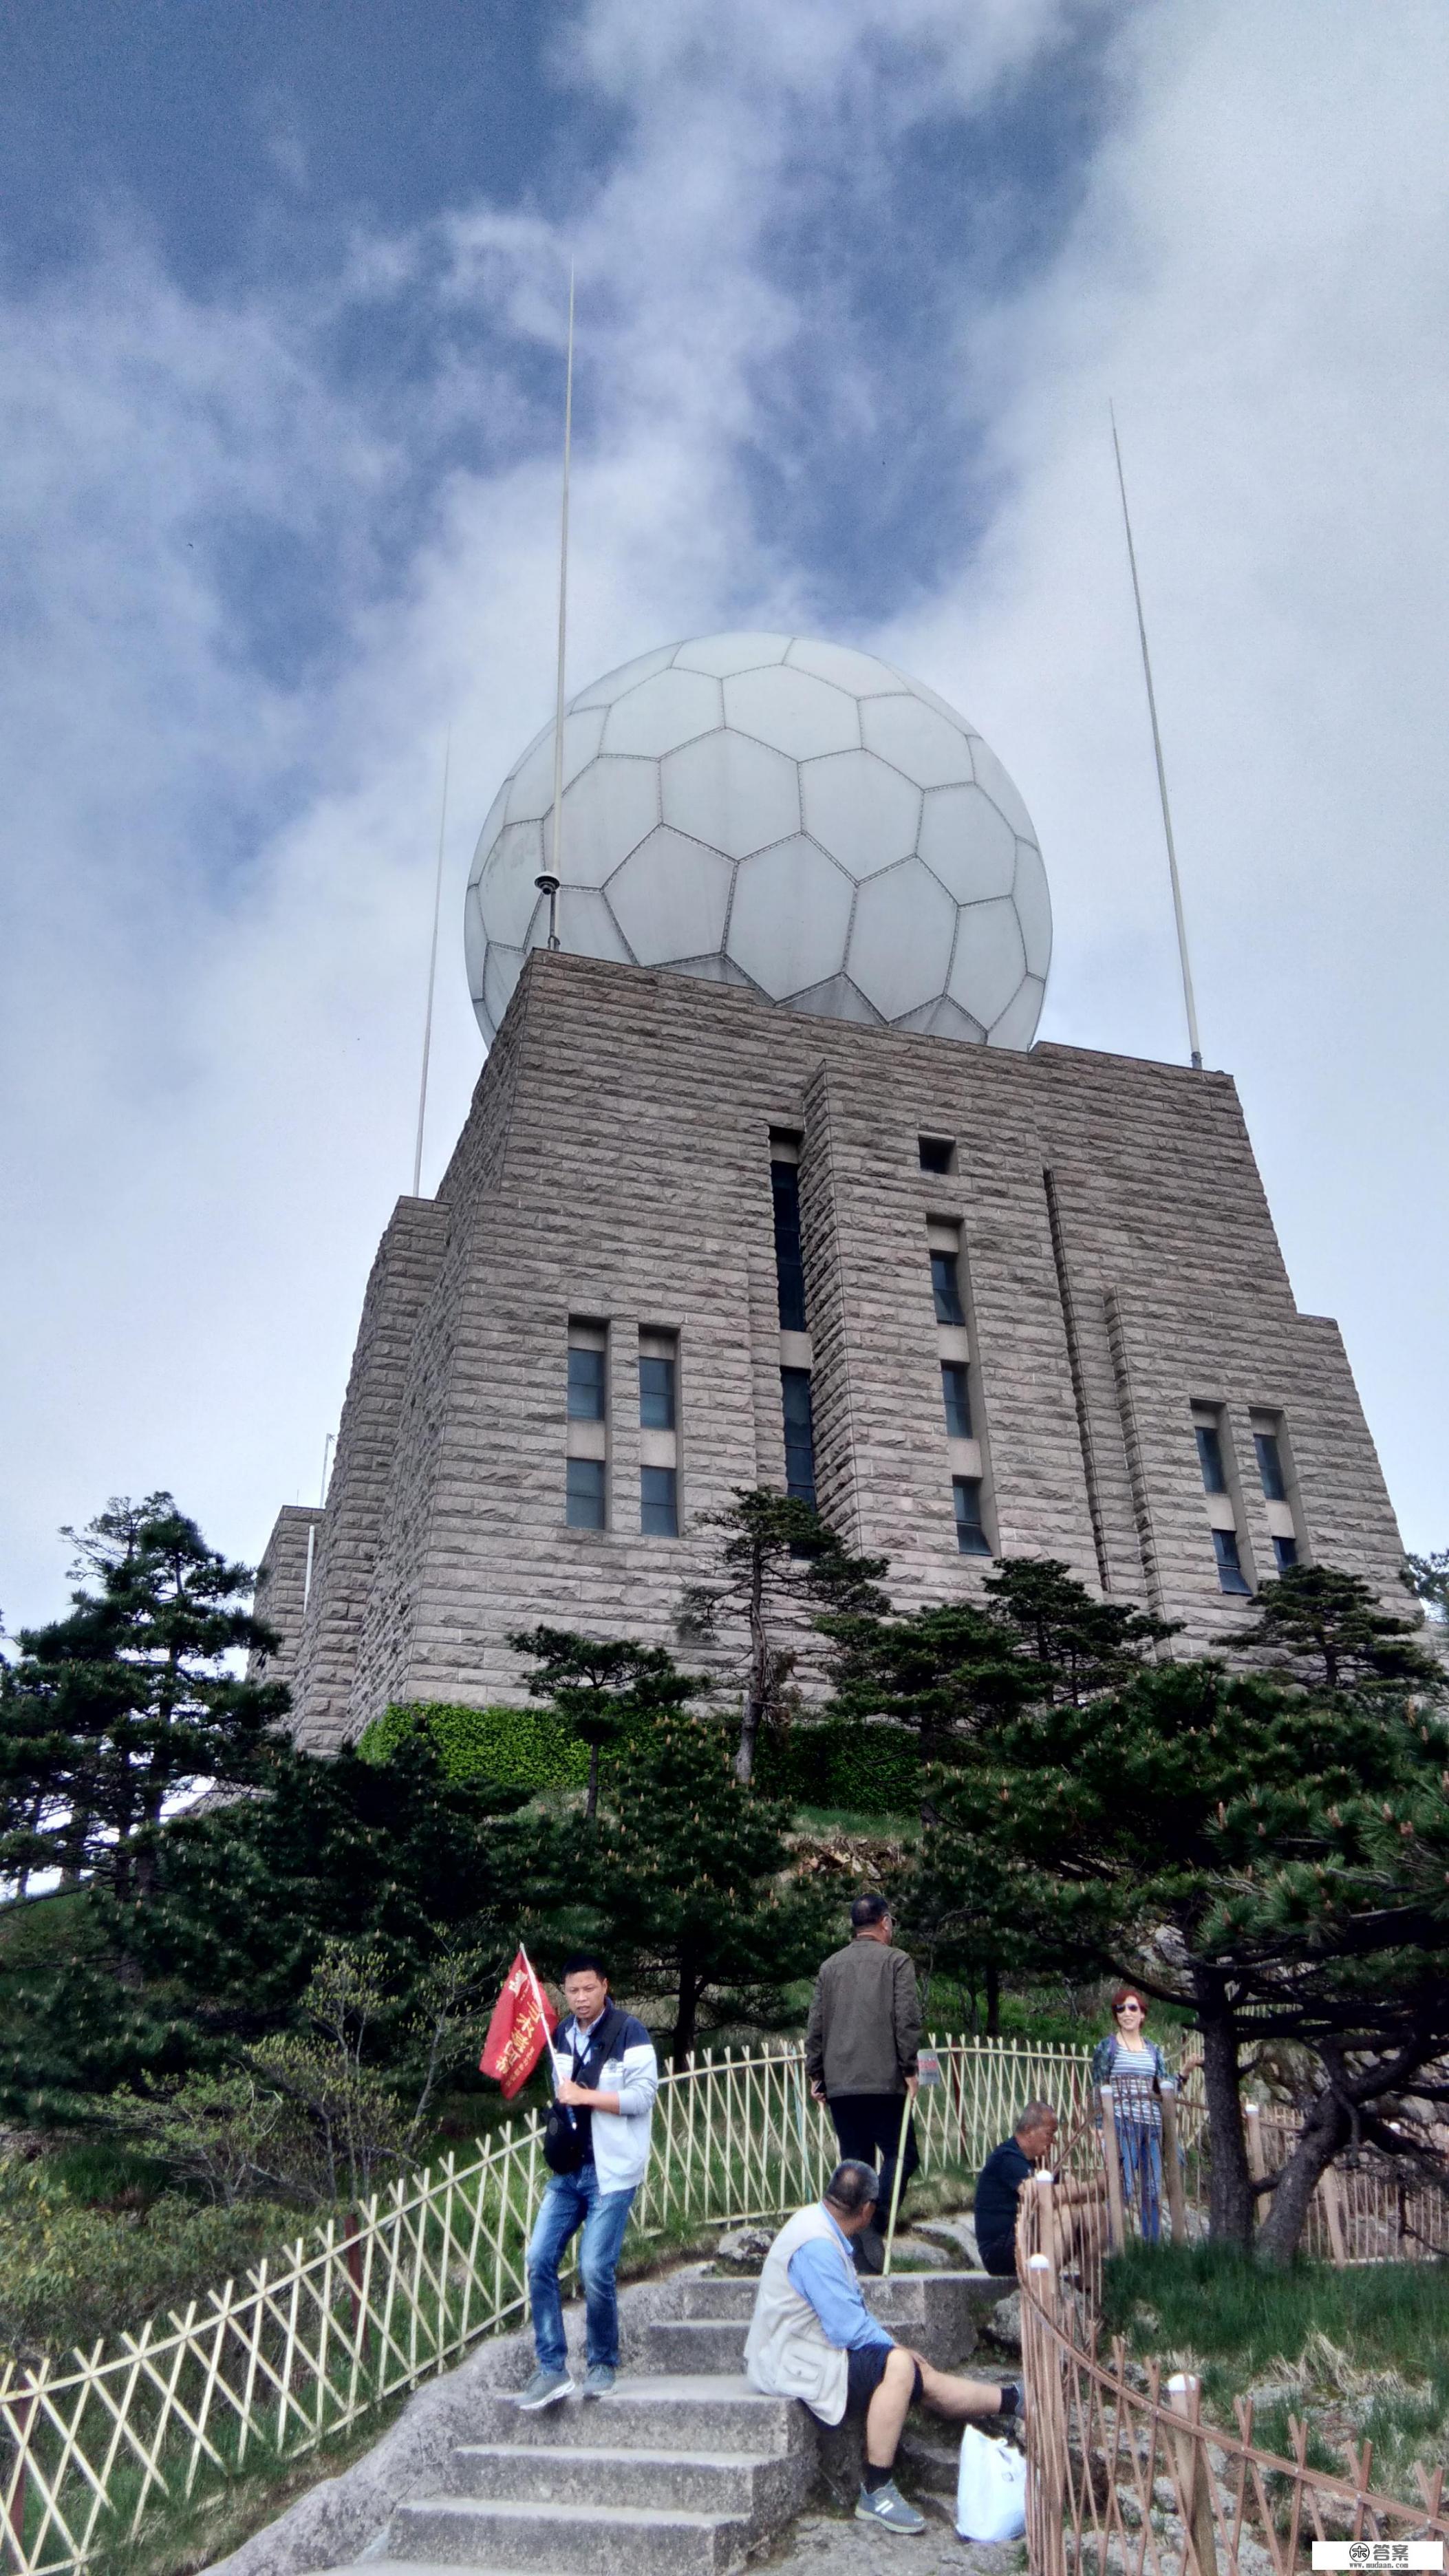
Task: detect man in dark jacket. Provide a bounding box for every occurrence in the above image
[806,1895,921,2269]
[974,2102,1058,2276]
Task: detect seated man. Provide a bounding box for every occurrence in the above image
[744,2160,1020,2536]
[974,2100,1058,2277]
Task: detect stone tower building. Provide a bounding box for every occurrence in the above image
[257,946,1404,1751]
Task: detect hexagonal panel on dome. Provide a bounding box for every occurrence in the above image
[784,637,906,696]
[672,632,791,679]
[1012,841,1052,978]
[861,693,976,789]
[723,665,859,760]
[569,643,678,711]
[479,820,545,947]
[969,737,1036,842]
[727,836,855,1000]
[504,705,608,824]
[847,859,958,1021]
[603,667,723,758]
[801,749,921,881]
[544,755,659,884]
[481,940,525,1039]
[916,782,1018,903]
[556,886,636,964]
[785,972,884,1027]
[988,974,1046,1049]
[661,729,799,859]
[606,826,733,963]
[948,896,1028,1029]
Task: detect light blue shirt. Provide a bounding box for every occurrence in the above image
[786,2207,894,2353]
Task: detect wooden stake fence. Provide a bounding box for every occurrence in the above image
[0,2032,1089,2576]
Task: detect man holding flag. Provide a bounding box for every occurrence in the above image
[482,1947,658,2407]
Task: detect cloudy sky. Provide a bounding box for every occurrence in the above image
[3,0,1446,1627]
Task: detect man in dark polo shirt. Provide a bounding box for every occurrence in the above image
[806,1894,922,2272]
[974,2102,1058,2276]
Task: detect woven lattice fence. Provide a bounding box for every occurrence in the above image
[0,2032,1089,2575]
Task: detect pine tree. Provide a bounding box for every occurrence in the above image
[552,1711,827,2066]
[1234,1561,1439,1692]
[507,1627,705,1821]
[1,1494,288,1912]
[678,1487,888,1783]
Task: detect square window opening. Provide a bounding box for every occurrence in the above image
[567,1346,607,1423]
[641,1465,678,1538]
[931,1250,966,1327]
[1195,1422,1227,1494]
[1212,1527,1251,1595]
[566,1456,607,1530]
[1272,1534,1298,1572]
[941,1361,972,1440]
[919,1135,956,1175]
[953,1476,991,1556]
[1254,1431,1287,1501]
[639,1353,676,1430]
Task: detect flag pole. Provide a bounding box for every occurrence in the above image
[535,261,574,954]
[411,731,451,1195]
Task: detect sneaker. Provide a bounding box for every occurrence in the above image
[517,2365,575,2410]
[852,2224,886,2276]
[581,2363,616,2399]
[855,2480,926,2535]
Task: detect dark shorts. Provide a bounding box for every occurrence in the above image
[978,2238,1018,2279]
[846,2343,922,2416]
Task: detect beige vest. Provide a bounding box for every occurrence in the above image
[743,2204,852,2425]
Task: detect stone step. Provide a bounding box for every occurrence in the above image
[461,2376,808,2458]
[645,2319,749,2374]
[678,2277,755,2319]
[391,2493,747,2575]
[447,2440,790,2516]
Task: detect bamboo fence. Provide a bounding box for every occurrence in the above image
[1018,2112,1449,2576]
[0,2031,1086,2576]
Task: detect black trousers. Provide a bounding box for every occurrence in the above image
[828,2092,921,2217]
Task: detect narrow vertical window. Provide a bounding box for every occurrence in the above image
[638,1352,676,1430]
[566,1320,609,1530]
[930,1250,965,1327]
[1212,1527,1250,1595]
[1254,1432,1287,1501]
[566,1457,607,1530]
[780,1367,817,1506]
[953,1477,991,1556]
[771,1157,806,1332]
[1271,1534,1298,1572]
[640,1466,678,1537]
[568,1346,606,1421]
[1195,1423,1227,1494]
[941,1362,972,1439]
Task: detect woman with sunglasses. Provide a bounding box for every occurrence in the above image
[1090,1988,1168,2242]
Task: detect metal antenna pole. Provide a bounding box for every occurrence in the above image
[537,262,574,952]
[1110,405,1203,1071]
[411,731,451,1194]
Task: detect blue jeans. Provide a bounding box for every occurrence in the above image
[526,2167,636,2372]
[1119,2125,1163,2242]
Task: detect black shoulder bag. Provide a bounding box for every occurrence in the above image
[542,2004,623,2176]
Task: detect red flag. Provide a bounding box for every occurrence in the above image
[480,1949,557,2099]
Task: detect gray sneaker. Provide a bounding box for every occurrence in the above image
[855,2480,926,2535]
[517,2365,575,2410]
[581,2362,616,2399]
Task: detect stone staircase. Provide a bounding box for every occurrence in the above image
[321,2266,994,2576]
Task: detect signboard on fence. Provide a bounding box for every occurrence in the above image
[916,2049,944,2088]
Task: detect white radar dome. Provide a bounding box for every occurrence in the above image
[464,634,1050,1049]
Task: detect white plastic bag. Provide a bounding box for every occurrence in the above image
[956,2424,1027,2543]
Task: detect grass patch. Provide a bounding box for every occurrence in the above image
[1100,2238,1449,2491]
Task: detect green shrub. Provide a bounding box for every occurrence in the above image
[0,2158,277,2357]
[357,1702,590,1794]
[755,1719,919,1816]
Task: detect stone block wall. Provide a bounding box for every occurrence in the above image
[253,950,1405,1747]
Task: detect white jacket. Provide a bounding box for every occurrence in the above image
[744,2205,852,2424]
[546,2009,658,2194]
